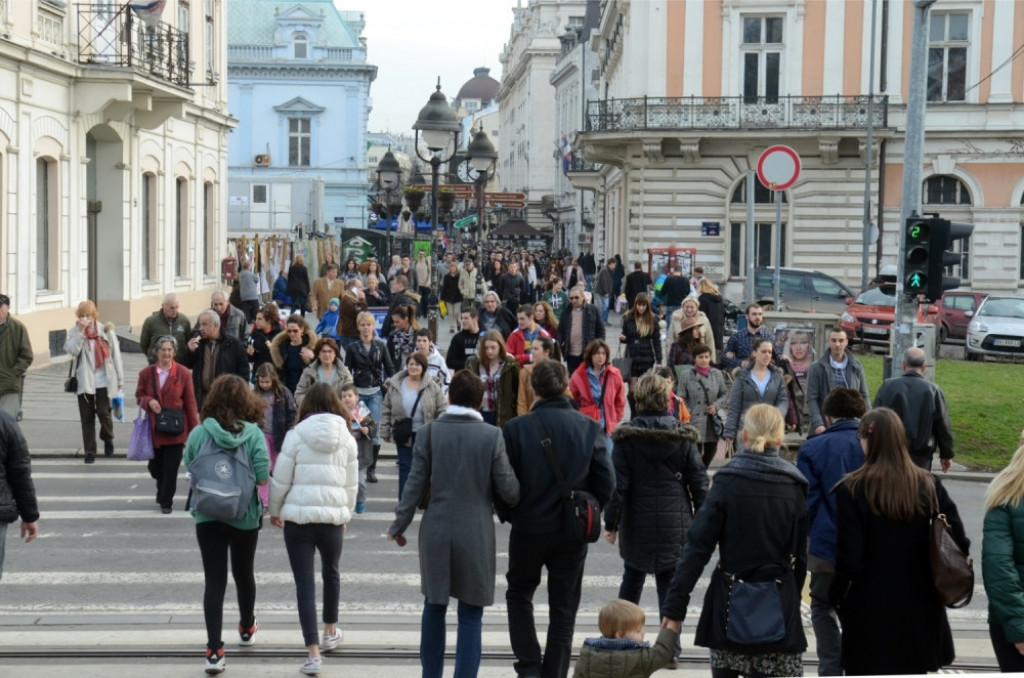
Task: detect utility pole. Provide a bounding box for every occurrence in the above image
[892,0,937,373]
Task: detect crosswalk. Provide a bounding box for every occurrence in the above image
[0,458,995,667]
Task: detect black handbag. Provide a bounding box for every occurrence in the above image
[151,366,185,435]
[392,389,424,446]
[722,562,789,645]
[533,415,601,544]
[64,355,79,394]
[697,376,726,437]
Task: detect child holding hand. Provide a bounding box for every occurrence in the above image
[573,600,677,678]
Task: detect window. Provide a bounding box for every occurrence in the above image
[810,276,844,296]
[741,16,783,104]
[294,33,308,60]
[947,294,977,312]
[729,221,788,276]
[923,176,972,205]
[204,181,215,276]
[1020,226,1024,281]
[177,0,189,31]
[252,184,267,204]
[928,13,968,102]
[731,180,787,205]
[141,172,156,281]
[288,118,311,167]
[175,177,189,277]
[947,236,971,280]
[36,158,58,291]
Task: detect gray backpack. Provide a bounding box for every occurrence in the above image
[188,436,256,522]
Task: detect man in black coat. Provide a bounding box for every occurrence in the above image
[0,409,38,580]
[556,286,605,375]
[380,274,421,339]
[623,262,653,310]
[500,361,615,678]
[479,291,516,339]
[659,267,690,321]
[183,310,251,409]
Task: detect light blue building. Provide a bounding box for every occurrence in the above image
[226,0,377,235]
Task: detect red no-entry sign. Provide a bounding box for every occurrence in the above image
[757,145,801,191]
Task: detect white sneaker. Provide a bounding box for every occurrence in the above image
[300,655,322,675]
[321,628,343,652]
[204,648,226,674]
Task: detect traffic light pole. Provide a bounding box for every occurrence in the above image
[892,0,936,372]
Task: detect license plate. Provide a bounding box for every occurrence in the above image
[863,326,888,335]
[994,338,1021,348]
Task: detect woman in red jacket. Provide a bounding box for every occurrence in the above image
[135,336,200,513]
[569,339,626,442]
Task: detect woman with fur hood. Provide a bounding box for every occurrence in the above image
[64,300,125,464]
[269,314,318,395]
[602,372,709,668]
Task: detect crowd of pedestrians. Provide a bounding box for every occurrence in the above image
[1,244,1023,678]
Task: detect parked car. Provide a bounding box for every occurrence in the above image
[839,283,940,348]
[966,296,1024,361]
[936,291,988,343]
[753,268,854,315]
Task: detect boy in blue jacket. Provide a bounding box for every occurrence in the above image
[315,298,341,340]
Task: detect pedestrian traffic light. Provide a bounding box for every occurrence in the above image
[904,216,930,300]
[926,218,974,302]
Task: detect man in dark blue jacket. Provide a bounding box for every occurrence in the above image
[500,360,615,678]
[796,387,866,676]
[0,409,38,580]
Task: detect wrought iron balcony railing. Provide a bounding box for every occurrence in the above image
[585,95,889,132]
[566,150,600,173]
[77,3,191,88]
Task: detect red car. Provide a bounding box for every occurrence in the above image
[839,283,939,347]
[936,291,988,343]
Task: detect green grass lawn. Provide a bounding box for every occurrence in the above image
[857,354,1023,471]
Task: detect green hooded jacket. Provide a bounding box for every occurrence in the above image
[572,627,676,678]
[183,418,270,531]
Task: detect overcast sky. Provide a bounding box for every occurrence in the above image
[354,0,519,133]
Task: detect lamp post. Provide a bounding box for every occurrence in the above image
[375,147,402,261]
[466,125,497,246]
[413,79,460,338]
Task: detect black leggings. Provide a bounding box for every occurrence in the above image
[148,443,183,509]
[195,520,260,650]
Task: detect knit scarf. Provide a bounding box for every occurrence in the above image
[715,447,808,488]
[85,321,110,369]
[695,365,711,377]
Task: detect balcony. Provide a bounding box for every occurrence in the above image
[76,3,191,89]
[585,95,889,132]
[566,150,600,174]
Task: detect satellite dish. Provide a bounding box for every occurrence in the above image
[368,213,379,224]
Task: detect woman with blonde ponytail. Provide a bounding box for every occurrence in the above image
[983,440,1024,672]
[661,404,808,677]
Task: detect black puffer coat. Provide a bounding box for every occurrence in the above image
[604,414,708,574]
[0,411,38,524]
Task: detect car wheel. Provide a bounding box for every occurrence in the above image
[938,324,949,345]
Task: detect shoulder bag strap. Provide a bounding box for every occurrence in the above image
[150,365,162,405]
[408,386,425,418]
[67,354,78,378]
[531,414,572,500]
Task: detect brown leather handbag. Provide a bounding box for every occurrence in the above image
[928,481,974,608]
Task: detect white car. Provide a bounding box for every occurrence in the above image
[965,296,1024,361]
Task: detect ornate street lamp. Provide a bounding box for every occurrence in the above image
[466,125,497,244]
[413,79,460,336]
[375,147,402,261]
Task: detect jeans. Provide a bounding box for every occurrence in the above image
[397,443,413,501]
[283,522,344,647]
[0,392,19,419]
[506,528,588,678]
[148,443,183,509]
[448,301,462,332]
[584,273,593,291]
[195,520,260,650]
[419,286,431,317]
[357,468,367,504]
[364,391,383,446]
[597,294,610,324]
[618,565,679,656]
[77,388,114,456]
[990,621,1024,672]
[421,598,484,678]
[808,569,842,676]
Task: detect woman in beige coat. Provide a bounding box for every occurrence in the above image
[64,300,124,464]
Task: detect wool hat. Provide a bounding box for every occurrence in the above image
[328,297,340,308]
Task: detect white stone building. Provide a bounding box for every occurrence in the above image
[0,0,234,363]
[571,0,1024,294]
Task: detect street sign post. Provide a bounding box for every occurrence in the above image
[454,215,478,229]
[757,145,801,309]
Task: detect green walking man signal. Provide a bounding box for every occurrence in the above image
[903,214,974,303]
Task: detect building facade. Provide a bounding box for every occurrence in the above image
[0,0,234,363]
[498,0,589,235]
[571,0,1024,295]
[226,0,376,235]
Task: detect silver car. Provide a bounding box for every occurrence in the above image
[965,296,1024,361]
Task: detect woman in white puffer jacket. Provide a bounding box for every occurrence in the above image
[269,381,358,676]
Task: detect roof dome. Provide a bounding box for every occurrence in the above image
[456,67,500,104]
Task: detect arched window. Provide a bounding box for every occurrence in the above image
[731,180,787,204]
[175,176,189,278]
[141,172,157,281]
[293,33,308,60]
[923,175,972,205]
